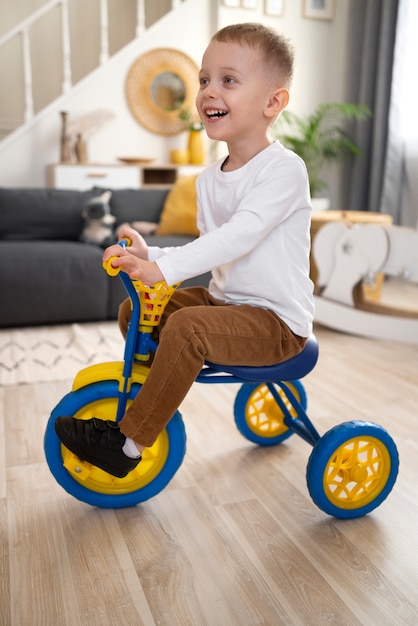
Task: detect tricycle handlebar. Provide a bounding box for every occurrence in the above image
[102,238,131,276]
[102,239,180,327]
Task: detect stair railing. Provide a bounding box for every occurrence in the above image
[0,0,183,137]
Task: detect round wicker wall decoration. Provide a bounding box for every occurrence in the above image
[126,48,199,136]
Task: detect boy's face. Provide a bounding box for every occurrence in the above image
[196,39,286,146]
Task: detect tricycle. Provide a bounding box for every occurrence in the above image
[44,240,399,518]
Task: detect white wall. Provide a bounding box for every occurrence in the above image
[0,0,349,210]
[0,1,211,187]
[218,1,349,112]
[217,0,350,208]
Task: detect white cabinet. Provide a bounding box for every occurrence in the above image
[48,163,205,190]
[49,164,141,190]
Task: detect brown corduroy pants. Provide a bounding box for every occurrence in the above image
[118,286,306,447]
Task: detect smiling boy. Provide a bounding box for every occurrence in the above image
[55,23,314,478]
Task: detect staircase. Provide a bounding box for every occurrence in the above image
[0,0,183,141]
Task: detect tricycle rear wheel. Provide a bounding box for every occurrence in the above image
[306,420,399,518]
[234,381,307,445]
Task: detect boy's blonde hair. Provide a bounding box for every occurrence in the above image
[211,23,294,88]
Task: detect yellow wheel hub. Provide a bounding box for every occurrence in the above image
[323,436,391,509]
[246,384,299,438]
[60,396,169,495]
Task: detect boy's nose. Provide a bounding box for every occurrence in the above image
[201,82,217,98]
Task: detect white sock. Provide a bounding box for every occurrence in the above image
[122,437,142,459]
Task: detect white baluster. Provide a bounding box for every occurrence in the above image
[21,27,34,123]
[60,0,72,93]
[100,0,109,65]
[136,0,146,37]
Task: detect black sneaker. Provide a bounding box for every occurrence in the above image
[54,416,141,478]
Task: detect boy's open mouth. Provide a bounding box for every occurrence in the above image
[205,109,228,119]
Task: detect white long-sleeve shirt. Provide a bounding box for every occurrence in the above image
[148,142,315,337]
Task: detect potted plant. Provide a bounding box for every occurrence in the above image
[271,102,372,206]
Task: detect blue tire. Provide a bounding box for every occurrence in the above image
[234,380,307,446]
[306,420,399,519]
[44,380,186,508]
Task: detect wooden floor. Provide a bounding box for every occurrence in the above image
[1,323,418,625]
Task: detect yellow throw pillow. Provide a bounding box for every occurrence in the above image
[156,175,199,236]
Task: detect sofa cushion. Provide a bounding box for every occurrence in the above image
[0,187,100,241]
[109,188,170,225]
[0,240,109,326]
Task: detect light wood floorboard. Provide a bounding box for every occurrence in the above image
[1,324,418,625]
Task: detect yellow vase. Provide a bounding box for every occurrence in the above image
[188,130,204,165]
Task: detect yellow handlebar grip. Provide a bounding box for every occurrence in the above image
[102,257,120,276]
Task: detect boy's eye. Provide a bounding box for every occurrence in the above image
[223,77,236,85]
[199,77,209,87]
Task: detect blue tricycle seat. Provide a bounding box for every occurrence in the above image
[204,334,318,382]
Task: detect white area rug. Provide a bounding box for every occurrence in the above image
[0,321,124,386]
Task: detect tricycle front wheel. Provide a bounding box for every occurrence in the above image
[44,380,186,508]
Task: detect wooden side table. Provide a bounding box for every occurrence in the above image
[310,210,393,298]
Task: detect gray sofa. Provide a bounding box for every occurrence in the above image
[0,186,209,327]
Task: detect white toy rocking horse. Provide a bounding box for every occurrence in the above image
[312,221,418,343]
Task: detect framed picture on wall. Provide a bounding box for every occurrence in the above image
[264,0,284,16]
[303,0,335,20]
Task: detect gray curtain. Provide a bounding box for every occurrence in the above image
[341,0,399,216]
[380,0,417,227]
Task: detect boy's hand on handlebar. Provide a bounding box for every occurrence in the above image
[116,224,149,259]
[102,245,164,285]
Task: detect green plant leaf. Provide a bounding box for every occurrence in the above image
[272,102,372,196]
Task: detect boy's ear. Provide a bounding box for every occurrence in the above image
[265,88,289,118]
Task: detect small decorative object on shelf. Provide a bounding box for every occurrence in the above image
[60,109,115,164]
[74,133,87,163]
[187,130,204,165]
[170,149,189,165]
[179,108,205,165]
[117,157,155,165]
[60,111,72,163]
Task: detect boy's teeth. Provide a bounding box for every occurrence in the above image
[206,109,227,118]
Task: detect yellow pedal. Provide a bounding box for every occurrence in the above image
[63,450,93,481]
